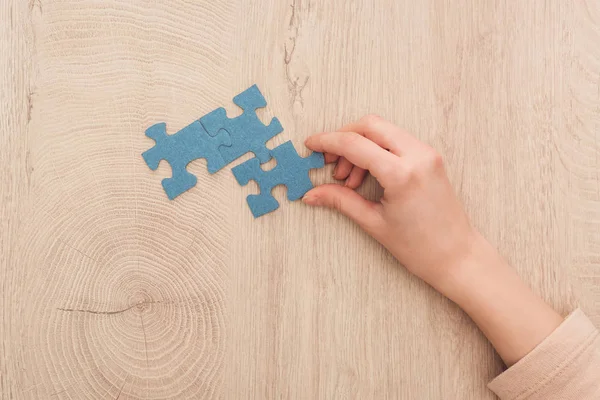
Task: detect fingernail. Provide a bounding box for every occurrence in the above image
[302,194,319,205]
[333,164,338,177]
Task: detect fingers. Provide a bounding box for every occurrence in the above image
[324,153,339,164]
[305,131,400,187]
[330,156,367,188]
[311,116,421,188]
[345,166,367,189]
[333,157,353,180]
[340,114,423,156]
[302,184,383,233]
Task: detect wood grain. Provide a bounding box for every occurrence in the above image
[1,0,599,399]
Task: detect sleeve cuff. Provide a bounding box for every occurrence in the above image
[488,308,599,400]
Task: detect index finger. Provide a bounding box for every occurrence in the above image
[339,114,424,156]
[305,131,400,187]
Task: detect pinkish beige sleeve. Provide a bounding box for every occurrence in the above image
[488,309,600,400]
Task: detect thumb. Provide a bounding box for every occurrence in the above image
[302,184,383,231]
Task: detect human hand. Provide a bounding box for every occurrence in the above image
[304,115,564,366]
[303,115,480,294]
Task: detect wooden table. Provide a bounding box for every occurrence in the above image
[2,1,599,398]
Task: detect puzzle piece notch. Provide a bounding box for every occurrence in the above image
[232,141,325,217]
[200,84,283,165]
[142,121,231,200]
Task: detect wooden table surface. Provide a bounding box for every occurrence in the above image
[2,1,599,399]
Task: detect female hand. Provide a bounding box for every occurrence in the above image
[303,114,478,294]
[303,115,563,366]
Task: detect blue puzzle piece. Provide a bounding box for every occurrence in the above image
[200,84,283,165]
[232,141,324,217]
[142,121,230,200]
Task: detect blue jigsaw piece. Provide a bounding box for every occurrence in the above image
[142,121,230,200]
[232,141,325,217]
[200,84,283,165]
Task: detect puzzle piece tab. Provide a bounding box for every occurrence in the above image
[200,84,283,165]
[232,141,324,217]
[142,121,230,200]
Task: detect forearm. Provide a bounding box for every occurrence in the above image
[304,118,599,398]
[304,118,565,367]
[440,234,563,366]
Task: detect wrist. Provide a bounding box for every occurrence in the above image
[434,233,564,366]
[434,232,506,307]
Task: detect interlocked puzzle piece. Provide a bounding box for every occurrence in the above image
[232,141,324,217]
[200,84,283,165]
[142,121,231,200]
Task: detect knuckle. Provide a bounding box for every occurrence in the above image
[331,195,344,212]
[339,131,361,147]
[377,159,408,185]
[403,164,419,182]
[395,149,443,186]
[423,148,444,171]
[378,159,401,179]
[360,113,383,127]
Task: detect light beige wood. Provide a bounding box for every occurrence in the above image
[2,0,599,399]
